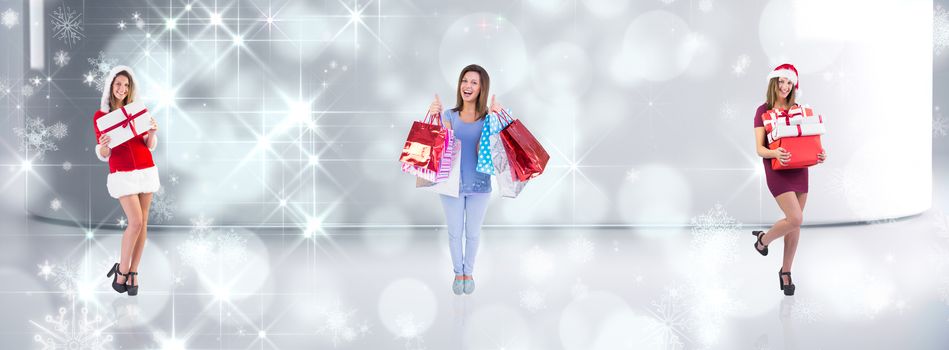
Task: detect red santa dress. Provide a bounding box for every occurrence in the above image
[92,65,160,199]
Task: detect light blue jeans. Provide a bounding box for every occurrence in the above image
[440,193,490,276]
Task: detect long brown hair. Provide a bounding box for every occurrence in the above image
[451,64,490,120]
[765,77,796,109]
[109,71,136,111]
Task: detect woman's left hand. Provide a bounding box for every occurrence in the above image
[489,94,504,115]
[148,117,158,134]
[817,151,827,163]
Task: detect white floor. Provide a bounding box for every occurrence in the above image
[1,158,948,349]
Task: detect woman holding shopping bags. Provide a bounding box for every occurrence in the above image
[427,64,505,295]
[94,65,160,296]
[751,64,827,296]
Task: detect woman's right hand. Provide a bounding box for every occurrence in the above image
[428,94,442,117]
[772,147,791,165]
[98,134,111,148]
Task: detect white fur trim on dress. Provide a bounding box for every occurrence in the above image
[766,69,798,84]
[95,144,110,161]
[99,65,138,113]
[107,166,160,199]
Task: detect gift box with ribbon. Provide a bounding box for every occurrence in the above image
[95,101,152,149]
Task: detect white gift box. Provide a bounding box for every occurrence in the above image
[767,123,826,144]
[763,105,823,133]
[96,101,151,149]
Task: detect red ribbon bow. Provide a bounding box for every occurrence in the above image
[101,105,148,135]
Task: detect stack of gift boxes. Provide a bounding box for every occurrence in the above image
[761,105,825,170]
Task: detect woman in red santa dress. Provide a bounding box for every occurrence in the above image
[94,65,159,297]
[751,63,827,296]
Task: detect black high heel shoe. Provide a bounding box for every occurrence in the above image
[107,263,128,293]
[126,272,139,296]
[752,231,768,256]
[779,270,795,296]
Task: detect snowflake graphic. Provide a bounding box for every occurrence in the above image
[62,161,72,171]
[149,187,176,223]
[2,8,18,29]
[936,5,948,56]
[30,75,43,86]
[54,50,71,67]
[521,246,554,283]
[86,51,118,91]
[316,300,370,347]
[393,313,426,350]
[519,289,547,312]
[178,215,248,271]
[50,198,62,211]
[23,84,34,97]
[625,168,640,183]
[82,72,96,87]
[46,259,84,301]
[132,12,145,30]
[169,173,180,185]
[50,5,84,47]
[646,287,689,350]
[698,0,713,13]
[732,54,751,76]
[689,203,742,269]
[117,20,126,30]
[116,216,127,228]
[13,117,69,159]
[32,306,113,350]
[38,260,55,281]
[567,236,595,263]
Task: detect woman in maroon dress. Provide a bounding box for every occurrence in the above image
[751,64,826,296]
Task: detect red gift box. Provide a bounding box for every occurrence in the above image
[769,135,823,170]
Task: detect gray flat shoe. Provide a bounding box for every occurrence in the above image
[463,277,476,295]
[452,278,464,295]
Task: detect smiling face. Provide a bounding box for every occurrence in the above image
[766,76,796,109]
[112,75,129,102]
[776,77,793,99]
[459,71,481,103]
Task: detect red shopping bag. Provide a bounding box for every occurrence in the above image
[769,135,823,170]
[400,113,448,174]
[497,110,550,181]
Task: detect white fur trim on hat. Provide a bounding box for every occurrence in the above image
[767,69,798,85]
[106,166,160,199]
[99,65,138,113]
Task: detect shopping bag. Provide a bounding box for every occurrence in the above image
[400,113,450,181]
[475,110,512,175]
[416,140,461,197]
[490,130,527,198]
[498,110,550,181]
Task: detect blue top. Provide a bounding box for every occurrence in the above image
[441,109,492,193]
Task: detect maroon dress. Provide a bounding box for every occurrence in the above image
[754,103,808,197]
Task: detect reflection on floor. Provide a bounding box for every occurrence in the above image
[1,157,947,350]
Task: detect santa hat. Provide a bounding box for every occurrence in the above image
[99,65,137,112]
[766,63,799,90]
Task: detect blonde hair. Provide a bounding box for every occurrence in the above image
[766,77,796,109]
[108,71,136,111]
[451,64,490,120]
